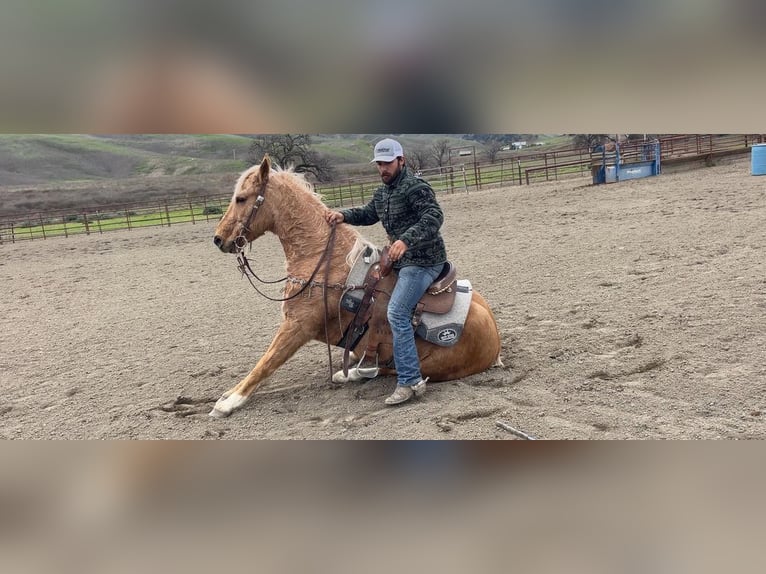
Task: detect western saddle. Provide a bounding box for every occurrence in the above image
[340,247,458,376]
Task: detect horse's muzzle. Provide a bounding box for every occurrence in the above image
[213,235,232,253]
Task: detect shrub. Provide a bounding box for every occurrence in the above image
[202,206,223,215]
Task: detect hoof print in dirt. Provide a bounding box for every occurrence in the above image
[156,395,217,418]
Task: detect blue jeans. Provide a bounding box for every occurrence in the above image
[387,263,444,387]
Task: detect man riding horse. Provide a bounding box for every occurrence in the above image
[325,138,446,405]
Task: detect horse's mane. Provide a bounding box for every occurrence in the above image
[240,163,377,270]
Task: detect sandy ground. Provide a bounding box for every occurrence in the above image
[2,156,765,439]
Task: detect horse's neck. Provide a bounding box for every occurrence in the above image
[279,225,358,283]
[270,190,357,281]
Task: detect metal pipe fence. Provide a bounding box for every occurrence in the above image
[0,195,230,243]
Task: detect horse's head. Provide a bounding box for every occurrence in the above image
[213,155,274,253]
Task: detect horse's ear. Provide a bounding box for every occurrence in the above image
[259,154,271,182]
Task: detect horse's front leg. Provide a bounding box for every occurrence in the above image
[210,319,313,418]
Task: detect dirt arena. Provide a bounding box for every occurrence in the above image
[2,156,765,439]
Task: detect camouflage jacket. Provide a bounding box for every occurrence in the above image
[340,166,447,269]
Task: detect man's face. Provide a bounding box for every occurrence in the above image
[375,157,403,184]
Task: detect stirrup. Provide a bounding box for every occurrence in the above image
[355,352,379,378]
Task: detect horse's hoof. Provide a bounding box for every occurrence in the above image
[208,408,231,419]
[209,392,245,417]
[332,370,350,384]
[332,367,378,384]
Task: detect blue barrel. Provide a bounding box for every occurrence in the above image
[752,144,766,176]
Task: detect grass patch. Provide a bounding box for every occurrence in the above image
[6,202,228,239]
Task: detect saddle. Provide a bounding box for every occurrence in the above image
[339,248,459,376]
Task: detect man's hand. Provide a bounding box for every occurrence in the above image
[388,239,408,261]
[325,210,344,225]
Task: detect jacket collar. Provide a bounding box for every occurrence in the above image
[386,165,409,190]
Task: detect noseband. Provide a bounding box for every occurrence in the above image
[233,181,267,252]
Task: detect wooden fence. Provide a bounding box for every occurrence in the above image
[2,134,764,243]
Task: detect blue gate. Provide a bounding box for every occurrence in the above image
[593,140,661,185]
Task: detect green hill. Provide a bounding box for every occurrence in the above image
[0,134,252,186]
[0,134,561,216]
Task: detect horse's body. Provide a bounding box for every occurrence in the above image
[210,156,502,417]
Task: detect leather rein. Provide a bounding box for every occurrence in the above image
[232,179,339,381]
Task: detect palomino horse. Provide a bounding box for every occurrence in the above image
[210,156,502,418]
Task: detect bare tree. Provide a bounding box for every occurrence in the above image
[248,134,337,182]
[483,138,505,163]
[571,134,609,150]
[430,138,450,167]
[407,145,431,172]
[625,134,659,142]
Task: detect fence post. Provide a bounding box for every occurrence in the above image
[164,201,171,227]
[10,222,14,243]
[83,211,90,235]
[39,213,46,240]
[189,200,196,224]
[461,166,469,193]
[126,209,132,231]
[62,216,68,238]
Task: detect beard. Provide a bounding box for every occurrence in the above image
[380,164,401,184]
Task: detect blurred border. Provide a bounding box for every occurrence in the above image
[1,441,765,574]
[3,1,766,569]
[1,0,764,133]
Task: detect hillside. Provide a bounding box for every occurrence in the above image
[0,134,252,186]
[0,134,557,216]
[1,134,543,185]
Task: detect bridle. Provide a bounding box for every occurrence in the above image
[232,179,337,302]
[233,180,267,252]
[232,179,287,289]
[229,177,339,381]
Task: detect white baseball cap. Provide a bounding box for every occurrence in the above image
[370,138,404,163]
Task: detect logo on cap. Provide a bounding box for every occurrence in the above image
[371,138,404,162]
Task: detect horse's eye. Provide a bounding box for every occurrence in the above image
[235,196,246,204]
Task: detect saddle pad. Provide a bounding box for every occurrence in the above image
[415,280,472,346]
[341,245,380,314]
